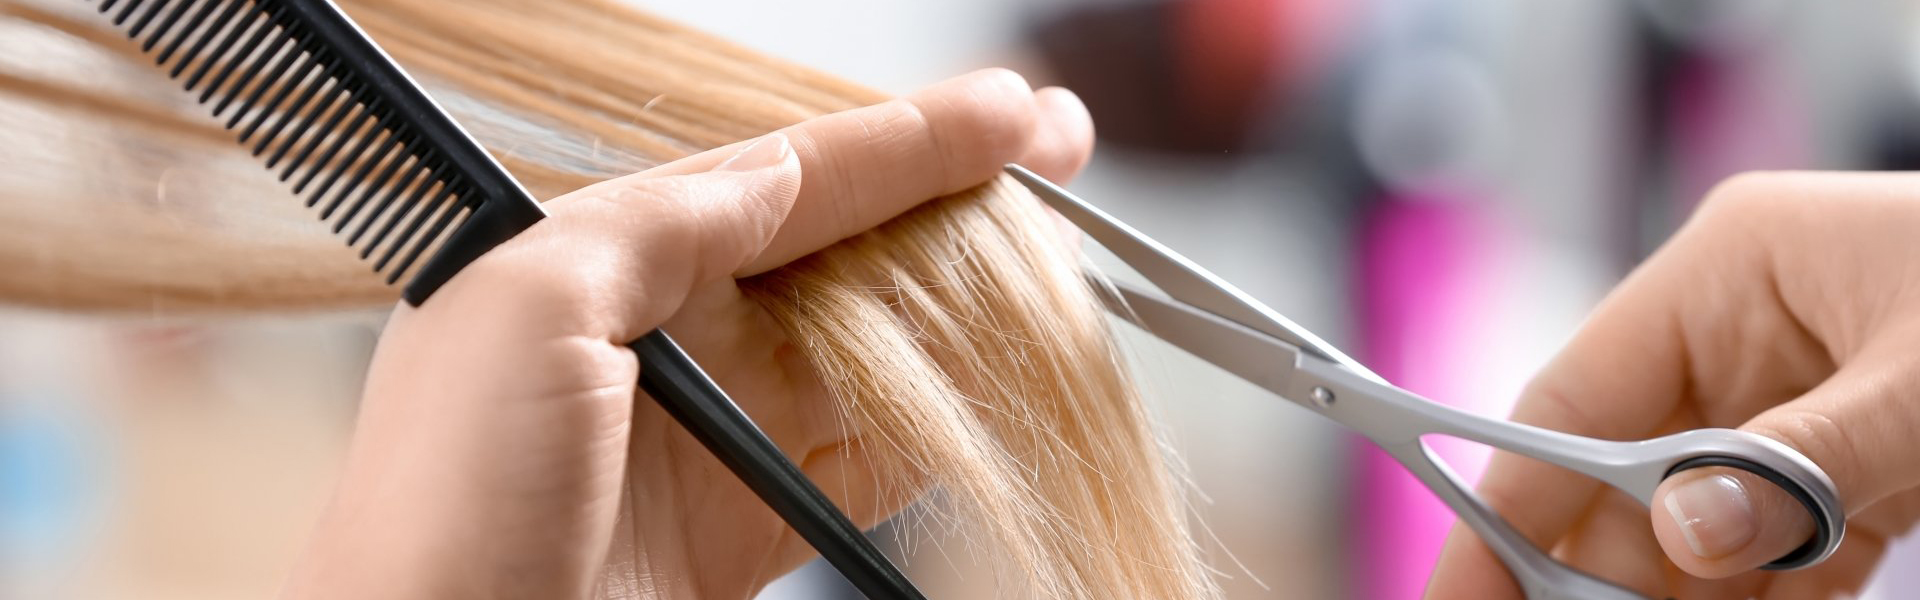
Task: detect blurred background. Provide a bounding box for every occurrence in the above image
[5,0,1920,598]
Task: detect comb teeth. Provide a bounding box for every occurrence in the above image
[93,0,543,298]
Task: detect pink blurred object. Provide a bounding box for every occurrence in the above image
[1351,189,1508,599]
[1666,49,1808,216]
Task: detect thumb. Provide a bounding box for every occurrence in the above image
[290,134,804,597]
[1650,348,1920,578]
[472,132,803,343]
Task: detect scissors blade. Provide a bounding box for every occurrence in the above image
[1096,279,1308,400]
[1005,164,1384,384]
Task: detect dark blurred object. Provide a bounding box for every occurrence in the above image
[1629,0,1790,49]
[1867,95,1920,171]
[1619,0,1798,266]
[1028,0,1291,154]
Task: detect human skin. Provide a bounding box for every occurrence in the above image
[1427,172,1920,599]
[278,69,1096,600]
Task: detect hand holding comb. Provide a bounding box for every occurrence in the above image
[82,0,923,596]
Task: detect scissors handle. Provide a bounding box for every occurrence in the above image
[1288,358,1845,596]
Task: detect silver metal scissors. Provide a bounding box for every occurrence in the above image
[1003,164,1845,600]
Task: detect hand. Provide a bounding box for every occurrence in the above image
[279,69,1096,600]
[1427,172,1920,599]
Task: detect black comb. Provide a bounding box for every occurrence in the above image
[88,1,922,597]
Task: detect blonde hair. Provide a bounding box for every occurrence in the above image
[0,0,1220,597]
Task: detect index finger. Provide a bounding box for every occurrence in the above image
[634,68,1094,276]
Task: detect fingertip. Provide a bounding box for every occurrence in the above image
[1650,467,1815,579]
[1020,86,1096,182]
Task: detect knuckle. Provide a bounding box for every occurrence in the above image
[598,174,773,281]
[1692,171,1835,235]
[1470,479,1557,543]
[892,96,955,192]
[1748,409,1858,494]
[1695,172,1783,225]
[524,335,636,404]
[1474,478,1527,513]
[482,186,683,310]
[1671,172,1811,271]
[798,105,904,232]
[1519,379,1610,437]
[916,71,1039,179]
[967,68,1034,106]
[485,237,611,317]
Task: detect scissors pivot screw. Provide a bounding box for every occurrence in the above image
[1310,386,1336,408]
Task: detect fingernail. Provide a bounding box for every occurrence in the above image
[716,133,791,172]
[1664,473,1758,559]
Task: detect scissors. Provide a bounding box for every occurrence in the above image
[1003,164,1845,600]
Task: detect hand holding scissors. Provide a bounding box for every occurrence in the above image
[1008,166,1865,600]
[1420,172,1920,599]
